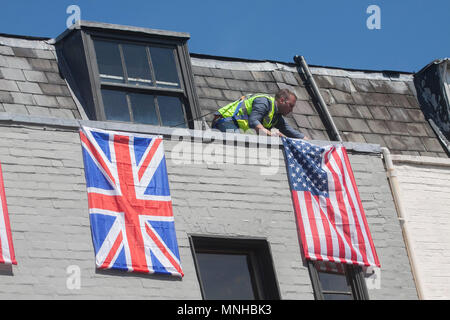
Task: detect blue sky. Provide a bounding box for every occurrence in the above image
[0,0,449,72]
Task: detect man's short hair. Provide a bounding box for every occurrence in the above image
[275,89,297,101]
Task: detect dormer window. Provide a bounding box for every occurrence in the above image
[55,22,201,129]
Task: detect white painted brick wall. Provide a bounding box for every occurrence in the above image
[0,123,417,299]
[394,157,450,299]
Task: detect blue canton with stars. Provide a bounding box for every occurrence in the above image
[282,138,329,197]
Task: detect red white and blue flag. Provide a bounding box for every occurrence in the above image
[282,138,380,268]
[80,126,183,276]
[0,161,16,265]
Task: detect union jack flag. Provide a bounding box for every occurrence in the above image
[0,161,16,266]
[80,126,183,276]
[283,138,380,268]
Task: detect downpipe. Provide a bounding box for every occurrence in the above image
[381,147,425,300]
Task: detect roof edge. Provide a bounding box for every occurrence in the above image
[189,52,414,75]
[53,20,190,44]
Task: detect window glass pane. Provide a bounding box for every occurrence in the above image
[101,89,130,121]
[94,40,124,83]
[129,93,159,125]
[150,46,180,88]
[323,293,353,300]
[157,96,185,127]
[122,44,152,86]
[196,253,256,300]
[318,271,352,293]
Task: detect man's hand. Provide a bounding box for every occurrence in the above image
[255,124,272,136]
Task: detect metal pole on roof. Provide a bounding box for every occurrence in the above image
[293,55,343,142]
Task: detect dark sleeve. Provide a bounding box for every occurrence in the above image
[274,116,305,139]
[248,97,271,128]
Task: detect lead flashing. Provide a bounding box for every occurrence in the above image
[190,56,414,82]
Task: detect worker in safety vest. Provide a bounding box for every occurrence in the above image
[212,89,308,139]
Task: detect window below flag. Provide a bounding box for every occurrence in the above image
[190,236,280,300]
[308,261,369,300]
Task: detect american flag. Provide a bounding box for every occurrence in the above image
[0,161,16,265]
[80,126,183,276]
[282,138,380,267]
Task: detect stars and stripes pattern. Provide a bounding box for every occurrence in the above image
[0,161,16,265]
[80,126,183,276]
[283,137,380,268]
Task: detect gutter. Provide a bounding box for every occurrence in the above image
[381,147,425,300]
[293,55,343,142]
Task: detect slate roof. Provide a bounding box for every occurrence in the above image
[0,32,447,158]
[191,54,447,157]
[0,35,81,120]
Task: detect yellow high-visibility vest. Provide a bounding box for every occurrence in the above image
[216,94,276,131]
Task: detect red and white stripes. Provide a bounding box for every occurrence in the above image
[0,161,16,265]
[292,145,380,267]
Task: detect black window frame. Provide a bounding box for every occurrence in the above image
[307,261,369,300]
[82,28,200,129]
[189,235,281,300]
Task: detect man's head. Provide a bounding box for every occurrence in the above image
[275,89,297,116]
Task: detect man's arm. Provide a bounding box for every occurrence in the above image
[249,97,273,136]
[274,116,307,139]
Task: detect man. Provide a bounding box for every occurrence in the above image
[212,89,308,139]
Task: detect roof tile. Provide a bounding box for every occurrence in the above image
[251,71,275,82]
[422,137,445,152]
[350,105,373,119]
[210,68,233,79]
[309,129,329,141]
[204,76,229,90]
[0,91,13,104]
[11,47,37,58]
[0,46,14,56]
[351,78,375,93]
[342,132,366,143]
[385,121,410,135]
[0,79,19,92]
[347,118,371,133]
[10,91,34,105]
[367,119,390,134]
[3,103,28,114]
[0,67,25,81]
[327,104,353,117]
[0,55,31,69]
[406,123,429,137]
[44,72,65,85]
[230,70,254,81]
[362,133,386,145]
[293,100,316,115]
[307,115,326,130]
[282,72,299,86]
[330,89,354,104]
[23,70,48,83]
[17,81,42,94]
[292,114,312,129]
[369,106,391,120]
[192,65,214,77]
[387,107,410,122]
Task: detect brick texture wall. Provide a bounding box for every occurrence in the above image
[394,156,450,299]
[0,120,417,299]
